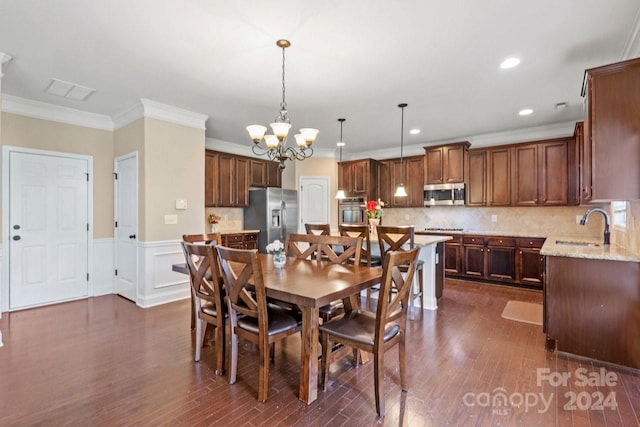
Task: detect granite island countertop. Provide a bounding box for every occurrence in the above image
[541,236,640,262]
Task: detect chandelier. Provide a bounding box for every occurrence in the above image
[246,39,318,170]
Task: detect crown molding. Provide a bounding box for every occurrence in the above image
[113,99,208,131]
[1,94,114,131]
[622,7,640,59]
[0,52,12,78]
[205,137,336,160]
[353,120,577,158]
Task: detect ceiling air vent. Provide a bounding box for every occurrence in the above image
[45,78,95,101]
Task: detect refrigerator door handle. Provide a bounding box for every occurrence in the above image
[281,200,287,239]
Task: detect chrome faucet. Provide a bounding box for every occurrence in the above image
[580,207,610,245]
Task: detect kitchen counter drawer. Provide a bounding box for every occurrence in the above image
[517,238,545,248]
[463,236,485,245]
[487,237,516,247]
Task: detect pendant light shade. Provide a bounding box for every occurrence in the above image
[394,103,408,197]
[335,118,347,199]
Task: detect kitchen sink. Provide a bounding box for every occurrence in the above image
[555,240,600,247]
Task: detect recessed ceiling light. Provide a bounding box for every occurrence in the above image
[500,57,521,69]
[519,108,533,116]
[410,129,420,135]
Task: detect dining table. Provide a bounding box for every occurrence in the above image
[172,253,382,405]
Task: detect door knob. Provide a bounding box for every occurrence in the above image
[129,234,136,239]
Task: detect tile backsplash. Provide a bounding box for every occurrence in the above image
[204,207,244,233]
[383,205,609,239]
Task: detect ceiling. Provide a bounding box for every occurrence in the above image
[1,0,639,156]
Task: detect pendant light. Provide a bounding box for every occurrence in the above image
[394,103,408,197]
[335,118,346,199]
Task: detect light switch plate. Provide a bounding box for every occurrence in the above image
[175,199,187,210]
[164,214,178,225]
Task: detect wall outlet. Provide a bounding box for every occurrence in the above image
[576,215,582,224]
[224,214,228,220]
[405,214,410,220]
[491,214,497,223]
[164,214,178,225]
[175,199,187,210]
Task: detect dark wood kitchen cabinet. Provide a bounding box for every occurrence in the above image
[582,58,640,202]
[486,237,516,282]
[466,146,511,206]
[463,235,485,278]
[444,235,463,275]
[516,238,545,288]
[250,159,281,188]
[511,138,575,206]
[424,141,470,185]
[378,156,423,207]
[221,231,258,249]
[205,150,249,207]
[338,158,378,200]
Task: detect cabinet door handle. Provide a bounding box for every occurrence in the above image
[520,250,523,255]
[487,249,490,252]
[481,248,484,252]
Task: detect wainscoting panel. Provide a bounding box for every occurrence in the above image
[138,240,190,308]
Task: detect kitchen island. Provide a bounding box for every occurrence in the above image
[541,237,640,370]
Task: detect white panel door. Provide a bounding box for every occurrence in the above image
[9,152,89,309]
[114,154,138,302]
[299,177,330,232]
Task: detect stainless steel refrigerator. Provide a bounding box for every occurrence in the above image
[244,188,298,253]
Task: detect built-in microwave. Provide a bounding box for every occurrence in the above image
[423,183,465,206]
[338,197,367,225]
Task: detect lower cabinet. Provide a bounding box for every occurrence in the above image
[221,232,258,249]
[447,234,545,288]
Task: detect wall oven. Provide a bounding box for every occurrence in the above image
[338,197,367,225]
[423,183,465,206]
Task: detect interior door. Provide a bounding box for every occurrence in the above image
[9,151,89,309]
[299,177,329,233]
[114,153,138,302]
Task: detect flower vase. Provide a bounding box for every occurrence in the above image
[210,223,217,233]
[273,252,286,268]
[369,218,380,235]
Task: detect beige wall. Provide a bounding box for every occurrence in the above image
[143,118,205,241]
[1,113,114,239]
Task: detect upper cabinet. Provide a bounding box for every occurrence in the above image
[206,150,280,207]
[466,146,512,207]
[424,141,470,185]
[512,138,577,206]
[582,58,640,202]
[338,159,378,200]
[377,156,423,207]
[250,159,281,188]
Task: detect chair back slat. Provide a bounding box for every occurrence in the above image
[375,247,420,344]
[338,224,375,266]
[376,226,415,261]
[304,223,331,236]
[285,233,362,265]
[182,233,222,244]
[216,246,266,327]
[181,242,224,315]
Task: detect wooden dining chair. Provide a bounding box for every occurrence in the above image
[304,223,331,235]
[181,242,226,375]
[284,233,363,321]
[320,247,420,417]
[182,233,222,329]
[370,225,424,314]
[338,224,382,267]
[216,246,302,402]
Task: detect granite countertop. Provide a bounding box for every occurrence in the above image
[541,236,640,262]
[417,230,546,239]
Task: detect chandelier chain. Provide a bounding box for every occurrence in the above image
[280,45,287,111]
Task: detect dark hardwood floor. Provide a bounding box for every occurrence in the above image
[0,279,638,426]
